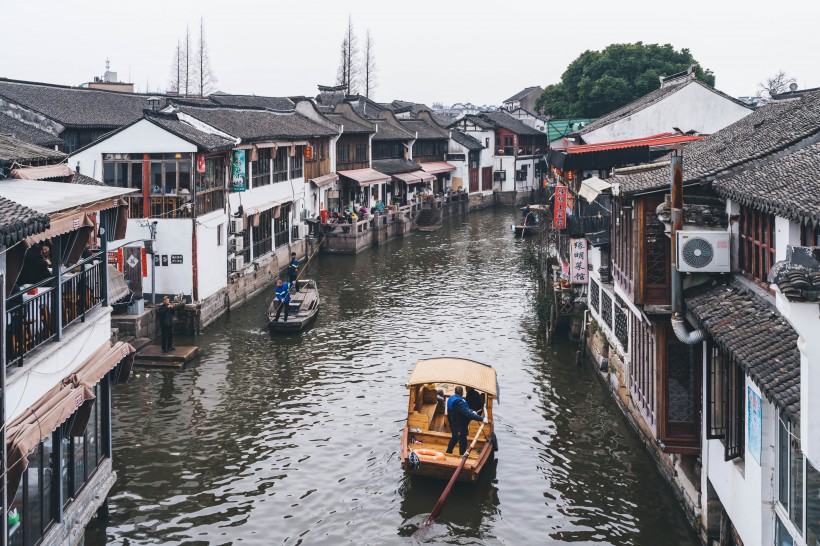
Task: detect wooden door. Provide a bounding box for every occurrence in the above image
[469,167,479,192]
[481,167,492,191]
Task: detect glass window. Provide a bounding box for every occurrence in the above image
[150,163,163,194]
[8,476,23,546]
[25,448,41,546]
[115,162,129,188]
[60,436,70,507]
[178,161,191,195]
[103,162,115,186]
[165,161,178,194]
[791,434,804,531]
[777,517,795,546]
[42,435,54,535]
[73,435,86,495]
[807,460,820,544]
[131,162,144,190]
[780,415,790,506]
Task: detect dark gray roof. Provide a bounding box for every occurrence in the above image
[0,113,63,148]
[175,105,337,141]
[399,119,449,140]
[348,97,389,119]
[0,195,49,247]
[0,78,150,128]
[476,111,545,136]
[208,94,294,110]
[324,113,374,134]
[145,111,235,151]
[372,158,422,175]
[372,120,413,141]
[390,100,431,115]
[451,131,484,151]
[455,114,496,131]
[687,279,801,420]
[714,140,820,226]
[615,89,820,196]
[0,134,66,163]
[577,80,750,136]
[71,172,106,186]
[504,86,542,103]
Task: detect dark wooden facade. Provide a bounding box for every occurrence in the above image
[337,134,370,171]
[304,137,333,180]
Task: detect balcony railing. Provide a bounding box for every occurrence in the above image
[6,252,105,368]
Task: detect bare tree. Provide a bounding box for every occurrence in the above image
[757,70,796,99]
[167,39,182,94]
[362,29,377,99]
[335,15,359,95]
[193,17,218,96]
[182,24,192,96]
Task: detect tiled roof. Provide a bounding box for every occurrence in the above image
[686,279,801,420]
[451,131,484,151]
[174,105,337,141]
[504,86,541,103]
[476,112,545,136]
[71,172,106,186]
[0,195,49,247]
[614,89,820,195]
[145,111,235,151]
[0,78,149,128]
[390,100,431,115]
[372,158,421,175]
[577,80,749,136]
[714,140,820,226]
[372,120,413,141]
[400,119,449,140]
[324,113,374,134]
[0,134,66,163]
[0,113,63,148]
[208,94,294,110]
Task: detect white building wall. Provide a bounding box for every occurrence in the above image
[196,210,229,300]
[582,82,752,144]
[774,216,802,262]
[115,219,194,297]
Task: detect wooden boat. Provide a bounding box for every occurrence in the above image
[512,204,548,237]
[400,358,498,482]
[267,279,319,332]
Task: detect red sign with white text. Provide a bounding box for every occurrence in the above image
[553,184,567,229]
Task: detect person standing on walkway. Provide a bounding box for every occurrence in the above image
[446,386,487,455]
[272,279,291,322]
[288,252,300,288]
[157,296,176,353]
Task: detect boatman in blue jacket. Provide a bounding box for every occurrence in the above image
[288,252,300,288]
[446,386,488,456]
[272,279,291,322]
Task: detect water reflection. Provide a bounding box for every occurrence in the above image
[87,208,697,545]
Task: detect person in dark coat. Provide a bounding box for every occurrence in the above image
[288,252,300,287]
[157,296,176,352]
[465,387,484,414]
[446,386,487,455]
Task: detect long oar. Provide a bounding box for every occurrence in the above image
[290,234,325,290]
[424,421,486,527]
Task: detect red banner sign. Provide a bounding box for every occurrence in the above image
[553,184,567,229]
[197,153,206,173]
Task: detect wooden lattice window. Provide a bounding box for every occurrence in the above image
[601,291,612,330]
[739,205,775,284]
[706,342,727,440]
[589,278,600,313]
[643,198,670,305]
[614,295,629,350]
[725,357,745,461]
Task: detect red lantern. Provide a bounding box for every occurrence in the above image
[304,146,313,159]
[196,153,205,173]
[567,171,574,181]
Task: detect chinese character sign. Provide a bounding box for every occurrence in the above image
[748,387,762,464]
[231,150,246,192]
[569,238,588,284]
[553,184,567,229]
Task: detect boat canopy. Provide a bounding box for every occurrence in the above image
[407,358,497,398]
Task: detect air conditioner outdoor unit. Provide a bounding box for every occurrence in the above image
[229,217,244,235]
[676,230,730,273]
[229,255,245,272]
[228,235,244,253]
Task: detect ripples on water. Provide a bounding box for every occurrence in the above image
[86,209,697,546]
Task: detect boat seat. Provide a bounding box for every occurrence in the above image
[419,403,437,423]
[408,411,429,431]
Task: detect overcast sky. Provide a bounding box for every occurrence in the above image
[2,0,818,107]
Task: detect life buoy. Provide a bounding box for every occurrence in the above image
[415,448,445,461]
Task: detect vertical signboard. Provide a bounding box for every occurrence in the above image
[196,153,206,173]
[231,150,246,192]
[553,184,567,229]
[748,387,762,464]
[570,238,589,284]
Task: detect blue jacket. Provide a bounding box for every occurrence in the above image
[289,258,299,275]
[447,395,482,431]
[275,283,291,302]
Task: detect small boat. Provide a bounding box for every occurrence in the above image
[512,204,548,237]
[267,279,319,332]
[401,358,498,482]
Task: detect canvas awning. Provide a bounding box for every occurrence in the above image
[412,170,435,183]
[26,212,94,246]
[108,265,130,303]
[578,176,612,203]
[5,340,134,504]
[10,164,74,180]
[310,173,339,188]
[338,168,391,186]
[419,162,456,175]
[392,172,422,183]
[243,198,289,217]
[407,358,497,397]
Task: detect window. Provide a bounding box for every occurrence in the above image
[778,413,804,533]
[272,148,288,183]
[499,135,515,156]
[807,460,820,544]
[600,291,612,330]
[290,150,304,179]
[217,224,224,246]
[706,343,726,439]
[801,223,820,247]
[355,143,367,162]
[664,340,699,446]
[252,147,272,188]
[629,314,656,424]
[274,204,291,248]
[614,295,628,350]
[252,210,273,259]
[739,205,776,284]
[373,141,404,159]
[589,278,600,313]
[724,354,744,460]
[338,144,350,163]
[307,139,326,161]
[104,153,193,219]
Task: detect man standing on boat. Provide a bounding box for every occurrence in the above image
[288,252,300,288]
[272,279,291,322]
[446,386,488,456]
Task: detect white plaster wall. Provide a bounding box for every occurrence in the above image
[196,210,229,300]
[704,379,776,546]
[228,180,304,218]
[5,309,112,422]
[774,217,802,262]
[70,119,197,179]
[582,82,752,144]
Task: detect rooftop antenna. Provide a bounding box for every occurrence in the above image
[105,57,111,72]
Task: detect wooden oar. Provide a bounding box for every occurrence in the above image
[424,421,486,527]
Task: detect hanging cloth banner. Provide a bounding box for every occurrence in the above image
[553,184,567,229]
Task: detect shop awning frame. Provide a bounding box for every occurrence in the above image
[338,168,391,186]
[419,161,457,175]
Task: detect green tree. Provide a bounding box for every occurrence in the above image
[535,42,715,118]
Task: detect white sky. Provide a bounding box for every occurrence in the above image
[2,0,819,107]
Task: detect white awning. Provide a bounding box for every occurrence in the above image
[10,164,74,180]
[579,176,612,203]
[311,173,339,188]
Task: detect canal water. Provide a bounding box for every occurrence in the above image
[87,208,698,545]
